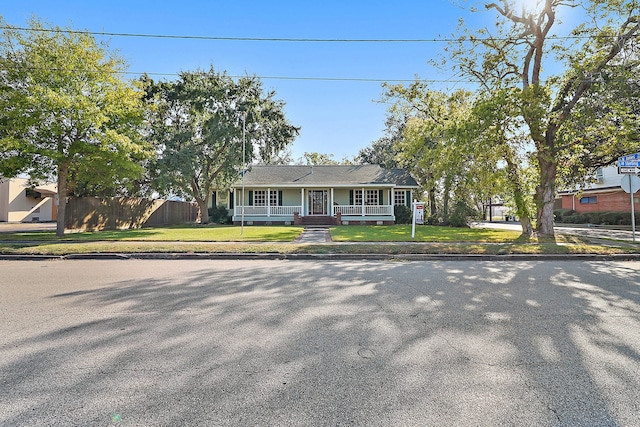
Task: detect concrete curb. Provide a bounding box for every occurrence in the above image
[1,252,640,261]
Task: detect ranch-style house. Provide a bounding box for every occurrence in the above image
[211,165,419,226]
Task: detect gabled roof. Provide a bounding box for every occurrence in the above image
[231,165,418,188]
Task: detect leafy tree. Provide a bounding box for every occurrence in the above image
[262,148,294,165]
[142,69,299,223]
[382,81,537,233]
[299,152,340,165]
[384,84,495,223]
[0,18,148,236]
[357,113,405,168]
[470,89,536,235]
[445,0,640,236]
[297,152,355,165]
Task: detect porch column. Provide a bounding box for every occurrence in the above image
[301,188,305,216]
[267,187,271,217]
[362,187,365,216]
[330,188,334,216]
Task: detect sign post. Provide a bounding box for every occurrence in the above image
[618,153,640,243]
[411,200,425,238]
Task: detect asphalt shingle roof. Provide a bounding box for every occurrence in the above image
[232,165,418,188]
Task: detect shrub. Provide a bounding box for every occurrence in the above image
[208,204,230,224]
[565,214,587,224]
[425,214,440,225]
[448,200,477,228]
[394,205,412,224]
[554,209,576,223]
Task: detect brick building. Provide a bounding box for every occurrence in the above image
[557,166,639,214]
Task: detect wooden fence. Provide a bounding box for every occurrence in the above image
[65,197,199,231]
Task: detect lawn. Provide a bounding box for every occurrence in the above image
[0,224,634,256]
[329,224,524,242]
[0,225,303,242]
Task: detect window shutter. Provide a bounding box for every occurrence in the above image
[379,190,383,205]
[278,190,283,206]
[229,191,234,209]
[212,192,217,207]
[249,191,253,206]
[406,191,411,207]
[349,190,354,205]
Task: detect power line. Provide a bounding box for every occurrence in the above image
[5,66,637,85]
[129,71,463,83]
[0,25,598,43]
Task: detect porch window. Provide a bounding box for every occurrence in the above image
[365,190,379,205]
[354,190,362,205]
[251,190,280,206]
[253,190,267,206]
[269,190,279,206]
[354,190,379,205]
[394,190,406,206]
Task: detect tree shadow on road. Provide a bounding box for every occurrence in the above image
[1,259,639,425]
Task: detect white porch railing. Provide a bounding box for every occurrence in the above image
[234,205,302,216]
[233,204,393,217]
[333,205,393,216]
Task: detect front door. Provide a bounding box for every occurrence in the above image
[308,190,328,215]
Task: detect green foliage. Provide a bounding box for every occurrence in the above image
[554,210,639,226]
[393,205,412,224]
[554,209,577,221]
[300,152,340,165]
[357,114,404,168]
[142,68,299,223]
[382,82,534,234]
[441,0,640,236]
[447,200,478,228]
[0,17,150,235]
[208,205,230,224]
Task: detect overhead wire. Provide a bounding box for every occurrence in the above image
[0,25,601,43]
[0,26,635,84]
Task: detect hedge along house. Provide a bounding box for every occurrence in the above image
[212,165,419,225]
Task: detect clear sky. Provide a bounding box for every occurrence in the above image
[0,0,576,162]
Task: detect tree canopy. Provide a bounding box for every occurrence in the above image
[0,18,149,236]
[142,69,299,223]
[446,0,640,236]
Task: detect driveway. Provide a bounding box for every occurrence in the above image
[1,259,639,426]
[0,222,56,233]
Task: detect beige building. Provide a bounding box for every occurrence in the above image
[0,178,57,222]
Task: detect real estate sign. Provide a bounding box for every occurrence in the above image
[411,200,425,238]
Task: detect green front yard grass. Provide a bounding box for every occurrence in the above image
[329,224,523,242]
[0,224,635,255]
[0,225,303,242]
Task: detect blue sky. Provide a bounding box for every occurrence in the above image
[0,1,579,161]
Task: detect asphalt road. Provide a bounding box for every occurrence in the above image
[1,259,639,426]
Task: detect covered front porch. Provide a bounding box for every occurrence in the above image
[231,187,399,225]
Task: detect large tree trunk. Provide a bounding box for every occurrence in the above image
[56,162,69,237]
[196,196,210,225]
[535,152,557,237]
